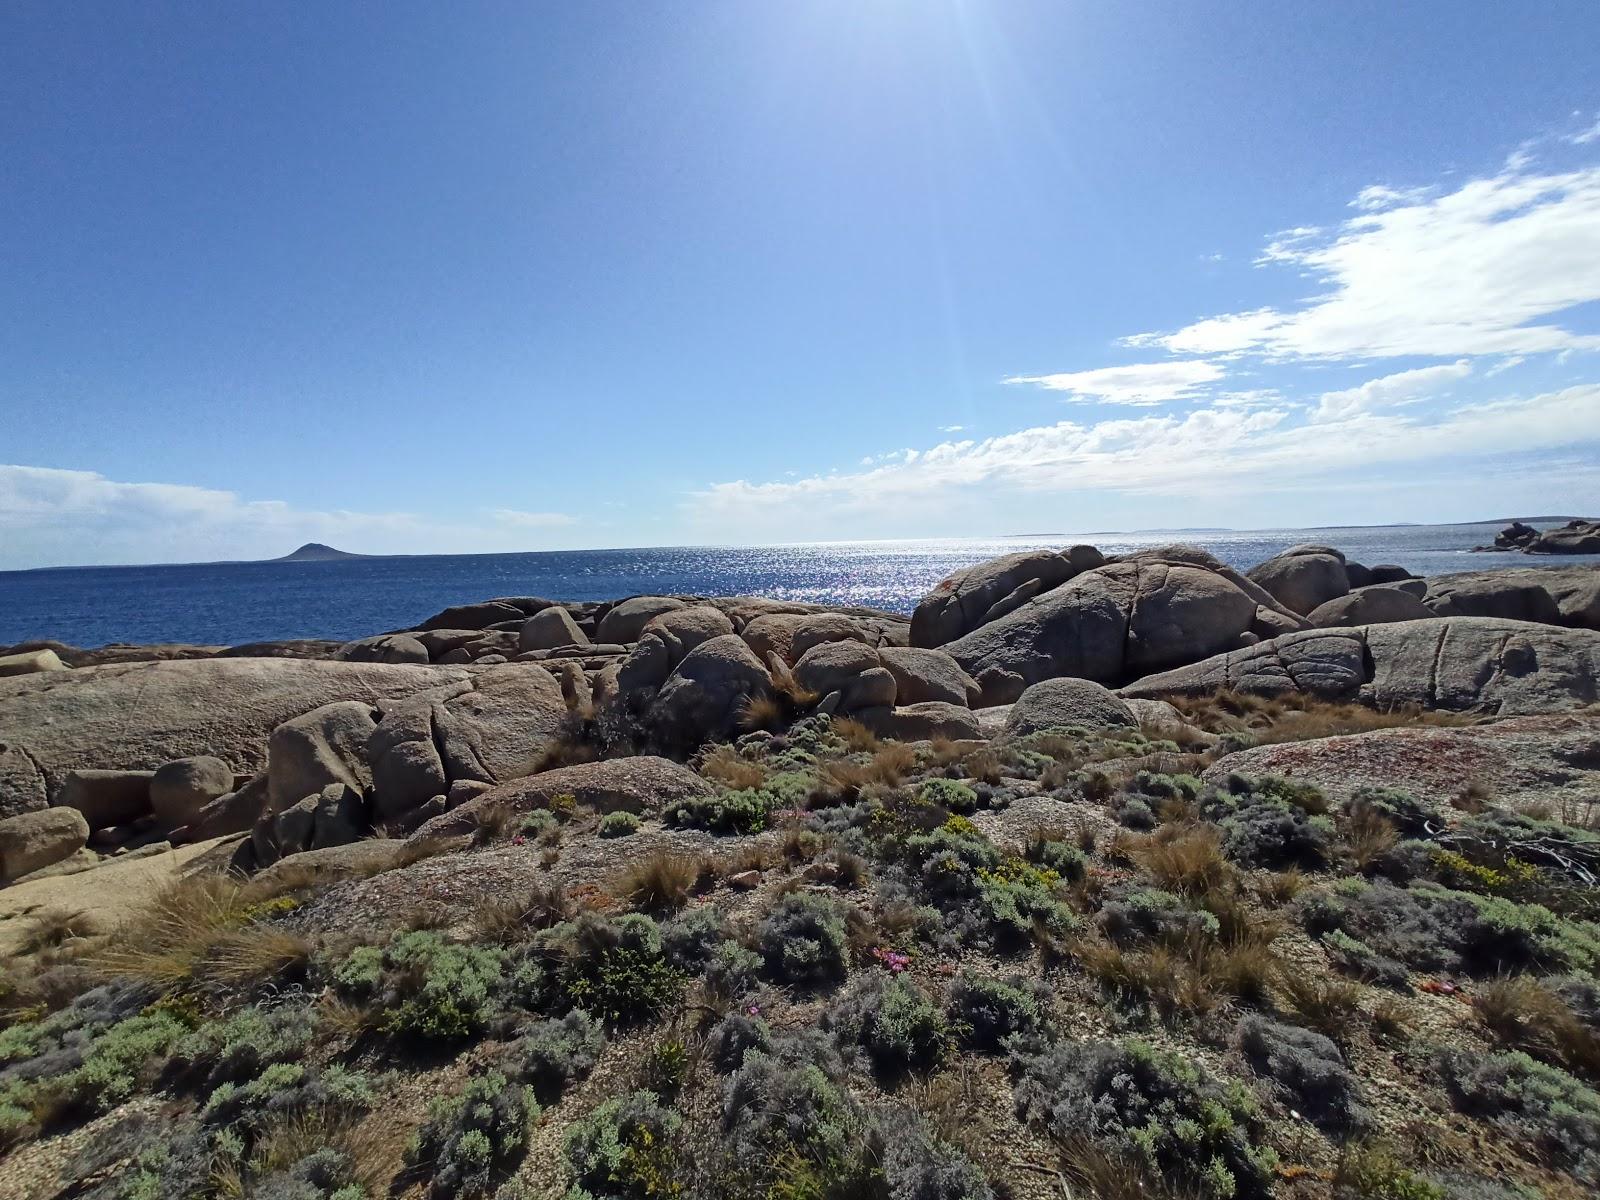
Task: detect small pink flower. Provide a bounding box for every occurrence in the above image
[746,1004,761,1017]
[511,834,527,846]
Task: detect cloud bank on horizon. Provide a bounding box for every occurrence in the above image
[4,130,1600,567]
[693,143,1600,538]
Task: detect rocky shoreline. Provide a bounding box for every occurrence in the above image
[3,540,1597,885]
[2,539,1599,1200]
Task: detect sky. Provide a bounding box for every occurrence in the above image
[2,2,1599,568]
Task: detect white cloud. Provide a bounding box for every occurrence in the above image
[1129,162,1600,360]
[490,508,579,528]
[1350,184,1434,212]
[1311,360,1472,422]
[938,424,966,433]
[1568,114,1600,146]
[1004,359,1224,405]
[0,465,580,568]
[690,385,1600,524]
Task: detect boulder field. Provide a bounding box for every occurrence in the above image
[2,542,1597,884]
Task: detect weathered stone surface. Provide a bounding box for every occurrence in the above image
[368,665,570,821]
[55,770,154,829]
[911,548,1091,649]
[1423,572,1563,625]
[412,756,716,839]
[335,634,429,664]
[1307,586,1433,628]
[150,756,234,827]
[1203,712,1600,812]
[267,701,378,815]
[1124,698,1218,748]
[416,599,542,631]
[597,596,687,644]
[0,659,472,804]
[946,547,1289,700]
[741,613,865,664]
[1123,617,1600,716]
[0,743,47,820]
[642,606,736,660]
[519,607,590,652]
[176,774,269,843]
[793,640,896,712]
[878,646,982,707]
[255,839,403,890]
[855,701,984,742]
[647,635,772,745]
[1246,545,1351,616]
[1424,565,1599,629]
[0,807,90,882]
[0,649,67,677]
[1003,677,1137,738]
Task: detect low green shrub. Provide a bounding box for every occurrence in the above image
[948,972,1047,1052]
[564,1089,682,1200]
[1436,1046,1600,1185]
[600,812,642,838]
[333,930,505,1040]
[411,1070,533,1198]
[507,1009,605,1101]
[1234,1015,1368,1134]
[826,974,946,1074]
[1012,1038,1276,1199]
[542,913,686,1027]
[758,894,850,987]
[917,779,979,814]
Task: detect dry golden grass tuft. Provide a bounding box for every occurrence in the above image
[213,1107,404,1199]
[699,745,768,790]
[1072,932,1276,1017]
[812,757,871,805]
[202,927,314,991]
[1343,806,1399,871]
[865,742,918,787]
[473,879,575,943]
[88,875,269,991]
[960,747,1004,787]
[1275,967,1364,1040]
[1257,868,1308,907]
[737,693,786,732]
[1169,687,1469,746]
[831,717,880,753]
[618,851,709,913]
[1130,825,1232,897]
[1473,975,1600,1077]
[384,835,463,871]
[531,735,600,774]
[1050,1136,1207,1200]
[471,803,522,847]
[16,907,98,956]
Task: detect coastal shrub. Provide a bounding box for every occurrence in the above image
[1300,878,1600,978]
[1112,796,1157,831]
[873,1106,993,1200]
[1472,975,1600,1078]
[53,1007,189,1115]
[758,894,850,986]
[666,772,813,835]
[199,1060,372,1131]
[507,1009,605,1101]
[518,809,561,840]
[1318,927,1410,988]
[1205,777,1331,870]
[1234,1015,1369,1134]
[1098,887,1220,947]
[543,913,686,1027]
[411,1070,533,1198]
[707,1012,771,1074]
[169,1002,313,1090]
[332,930,504,1040]
[826,974,946,1074]
[1347,787,1440,837]
[1023,832,1088,883]
[918,779,979,814]
[704,941,763,999]
[1436,1046,1600,1184]
[973,857,1077,946]
[948,972,1047,1051]
[722,1038,853,1174]
[1012,1038,1276,1199]
[661,905,729,971]
[600,811,641,838]
[564,1089,682,1200]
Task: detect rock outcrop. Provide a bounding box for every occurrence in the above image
[911,546,1104,648]
[1123,617,1600,716]
[1246,544,1352,616]
[942,546,1307,702]
[1002,677,1137,738]
[1422,565,1600,630]
[1483,518,1600,555]
[0,807,90,882]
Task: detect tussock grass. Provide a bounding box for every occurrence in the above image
[1474,975,1600,1077]
[473,879,575,943]
[618,852,709,913]
[88,875,285,992]
[831,717,880,753]
[1129,825,1232,897]
[865,742,918,787]
[1275,968,1364,1040]
[16,907,98,956]
[699,745,768,790]
[737,693,785,732]
[1169,687,1468,746]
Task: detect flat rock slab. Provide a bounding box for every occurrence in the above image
[409,755,716,840]
[0,835,230,956]
[1202,713,1600,812]
[0,658,476,807]
[1122,617,1600,716]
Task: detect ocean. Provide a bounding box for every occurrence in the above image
[2,522,1595,649]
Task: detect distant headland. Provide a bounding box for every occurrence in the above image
[271,543,369,563]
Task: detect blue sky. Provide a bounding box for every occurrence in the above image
[3,2,1599,567]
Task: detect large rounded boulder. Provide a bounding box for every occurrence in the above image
[1245,544,1351,616]
[944,547,1295,702]
[1307,586,1432,628]
[647,635,772,745]
[911,547,1102,649]
[597,596,687,644]
[1002,677,1137,738]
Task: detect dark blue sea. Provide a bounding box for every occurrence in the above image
[2,523,1595,649]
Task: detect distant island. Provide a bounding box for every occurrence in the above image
[270,543,369,562]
